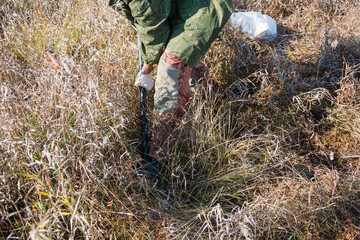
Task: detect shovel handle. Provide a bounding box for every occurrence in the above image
[137,34,148,157]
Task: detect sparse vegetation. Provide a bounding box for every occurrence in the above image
[1,0,360,239]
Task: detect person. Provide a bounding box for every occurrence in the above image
[109,0,233,166]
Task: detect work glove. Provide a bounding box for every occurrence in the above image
[135,71,153,92]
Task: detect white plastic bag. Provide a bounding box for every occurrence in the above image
[230,12,277,41]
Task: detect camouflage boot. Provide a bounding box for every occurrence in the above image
[190,61,222,101]
[148,49,192,163]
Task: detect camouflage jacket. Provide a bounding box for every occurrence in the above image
[109,0,233,67]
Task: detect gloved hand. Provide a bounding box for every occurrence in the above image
[135,71,153,92]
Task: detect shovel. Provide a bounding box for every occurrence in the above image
[136,34,149,159]
[136,34,162,178]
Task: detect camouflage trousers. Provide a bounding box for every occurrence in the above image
[148,49,216,162]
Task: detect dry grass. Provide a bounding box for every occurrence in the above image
[1,0,360,239]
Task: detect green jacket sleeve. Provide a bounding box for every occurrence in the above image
[110,0,171,65]
[109,0,134,23]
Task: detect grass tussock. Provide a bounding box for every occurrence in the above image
[1,0,360,239]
